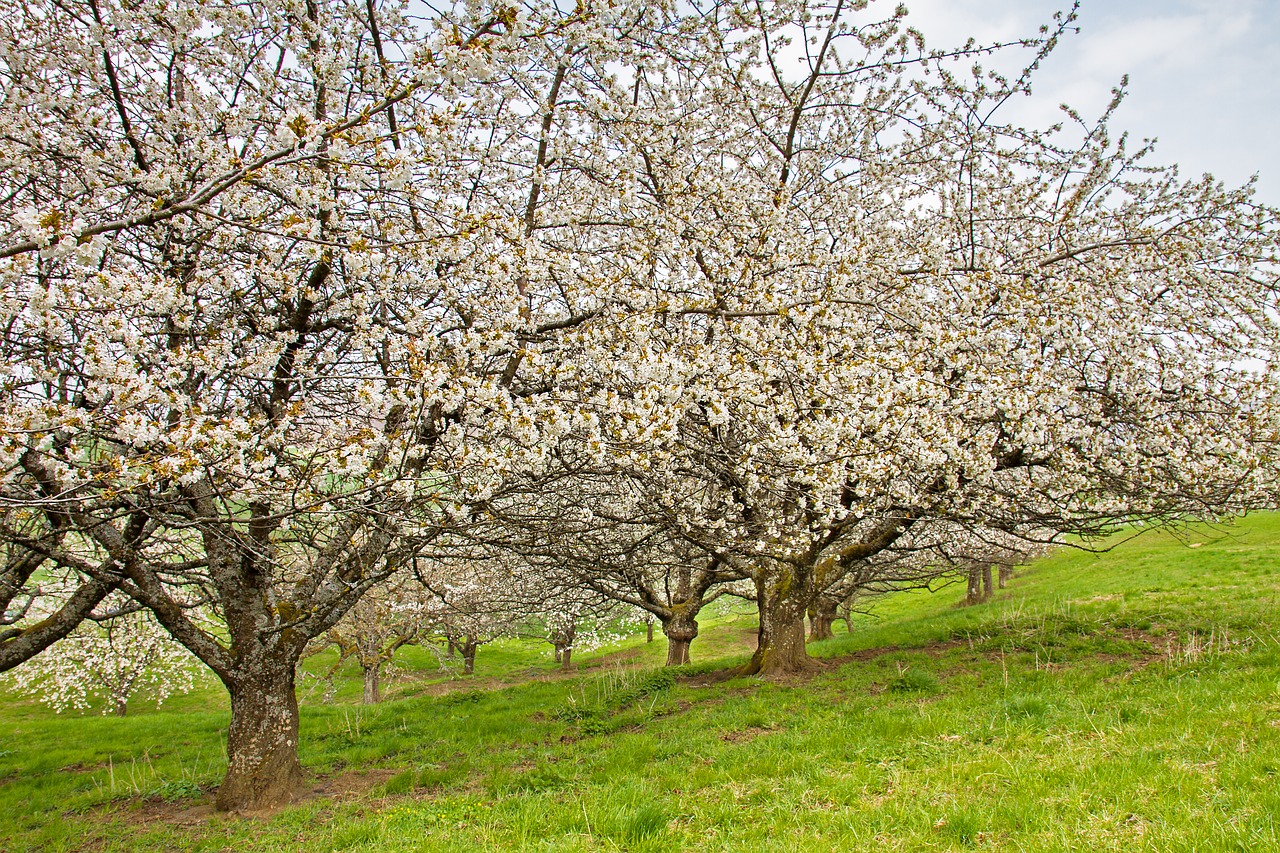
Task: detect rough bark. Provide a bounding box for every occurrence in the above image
[807,596,838,642]
[560,646,572,671]
[215,664,306,812]
[966,564,983,605]
[998,565,1012,589]
[982,564,994,599]
[661,611,699,666]
[362,664,380,704]
[462,640,477,675]
[646,618,654,643]
[114,698,128,717]
[743,570,817,676]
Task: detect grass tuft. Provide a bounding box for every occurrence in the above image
[888,666,941,694]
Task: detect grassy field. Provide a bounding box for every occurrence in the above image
[4,515,1280,851]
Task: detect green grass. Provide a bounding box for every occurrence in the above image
[5,515,1280,850]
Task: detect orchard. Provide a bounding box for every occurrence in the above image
[2,0,1277,818]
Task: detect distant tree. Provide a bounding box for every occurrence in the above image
[314,577,426,704]
[458,471,751,666]
[3,593,199,716]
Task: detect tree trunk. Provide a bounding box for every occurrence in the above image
[661,611,699,667]
[552,618,576,670]
[114,697,128,717]
[743,570,817,676]
[362,664,380,704]
[216,665,306,812]
[646,618,654,643]
[462,641,477,675]
[966,565,982,605]
[998,565,1012,589]
[981,564,993,600]
[807,596,837,642]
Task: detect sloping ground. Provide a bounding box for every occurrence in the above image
[4,516,1280,851]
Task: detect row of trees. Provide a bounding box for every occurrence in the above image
[2,0,1277,811]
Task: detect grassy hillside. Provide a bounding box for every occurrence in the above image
[4,515,1280,851]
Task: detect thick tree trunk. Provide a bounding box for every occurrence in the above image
[982,564,994,600]
[666,637,691,666]
[362,664,380,704]
[661,611,699,667]
[807,596,837,642]
[743,570,817,676]
[462,641,477,675]
[560,646,572,671]
[998,565,1012,589]
[646,618,654,643]
[216,666,306,812]
[114,697,128,717]
[553,644,564,663]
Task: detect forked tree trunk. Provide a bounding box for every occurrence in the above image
[216,663,306,812]
[661,611,699,667]
[807,596,837,642]
[362,664,380,704]
[743,570,817,676]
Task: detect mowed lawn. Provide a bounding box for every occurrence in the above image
[4,515,1280,851]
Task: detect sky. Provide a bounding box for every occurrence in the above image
[900,0,1280,202]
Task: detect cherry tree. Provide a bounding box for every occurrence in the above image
[2,593,200,716]
[312,575,426,703]
[0,0,702,810]
[414,557,523,676]
[413,522,637,672]
[465,471,752,665]
[554,0,1280,675]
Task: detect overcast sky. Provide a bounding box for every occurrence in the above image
[901,0,1280,202]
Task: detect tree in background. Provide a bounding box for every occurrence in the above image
[2,593,200,716]
[313,576,427,703]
